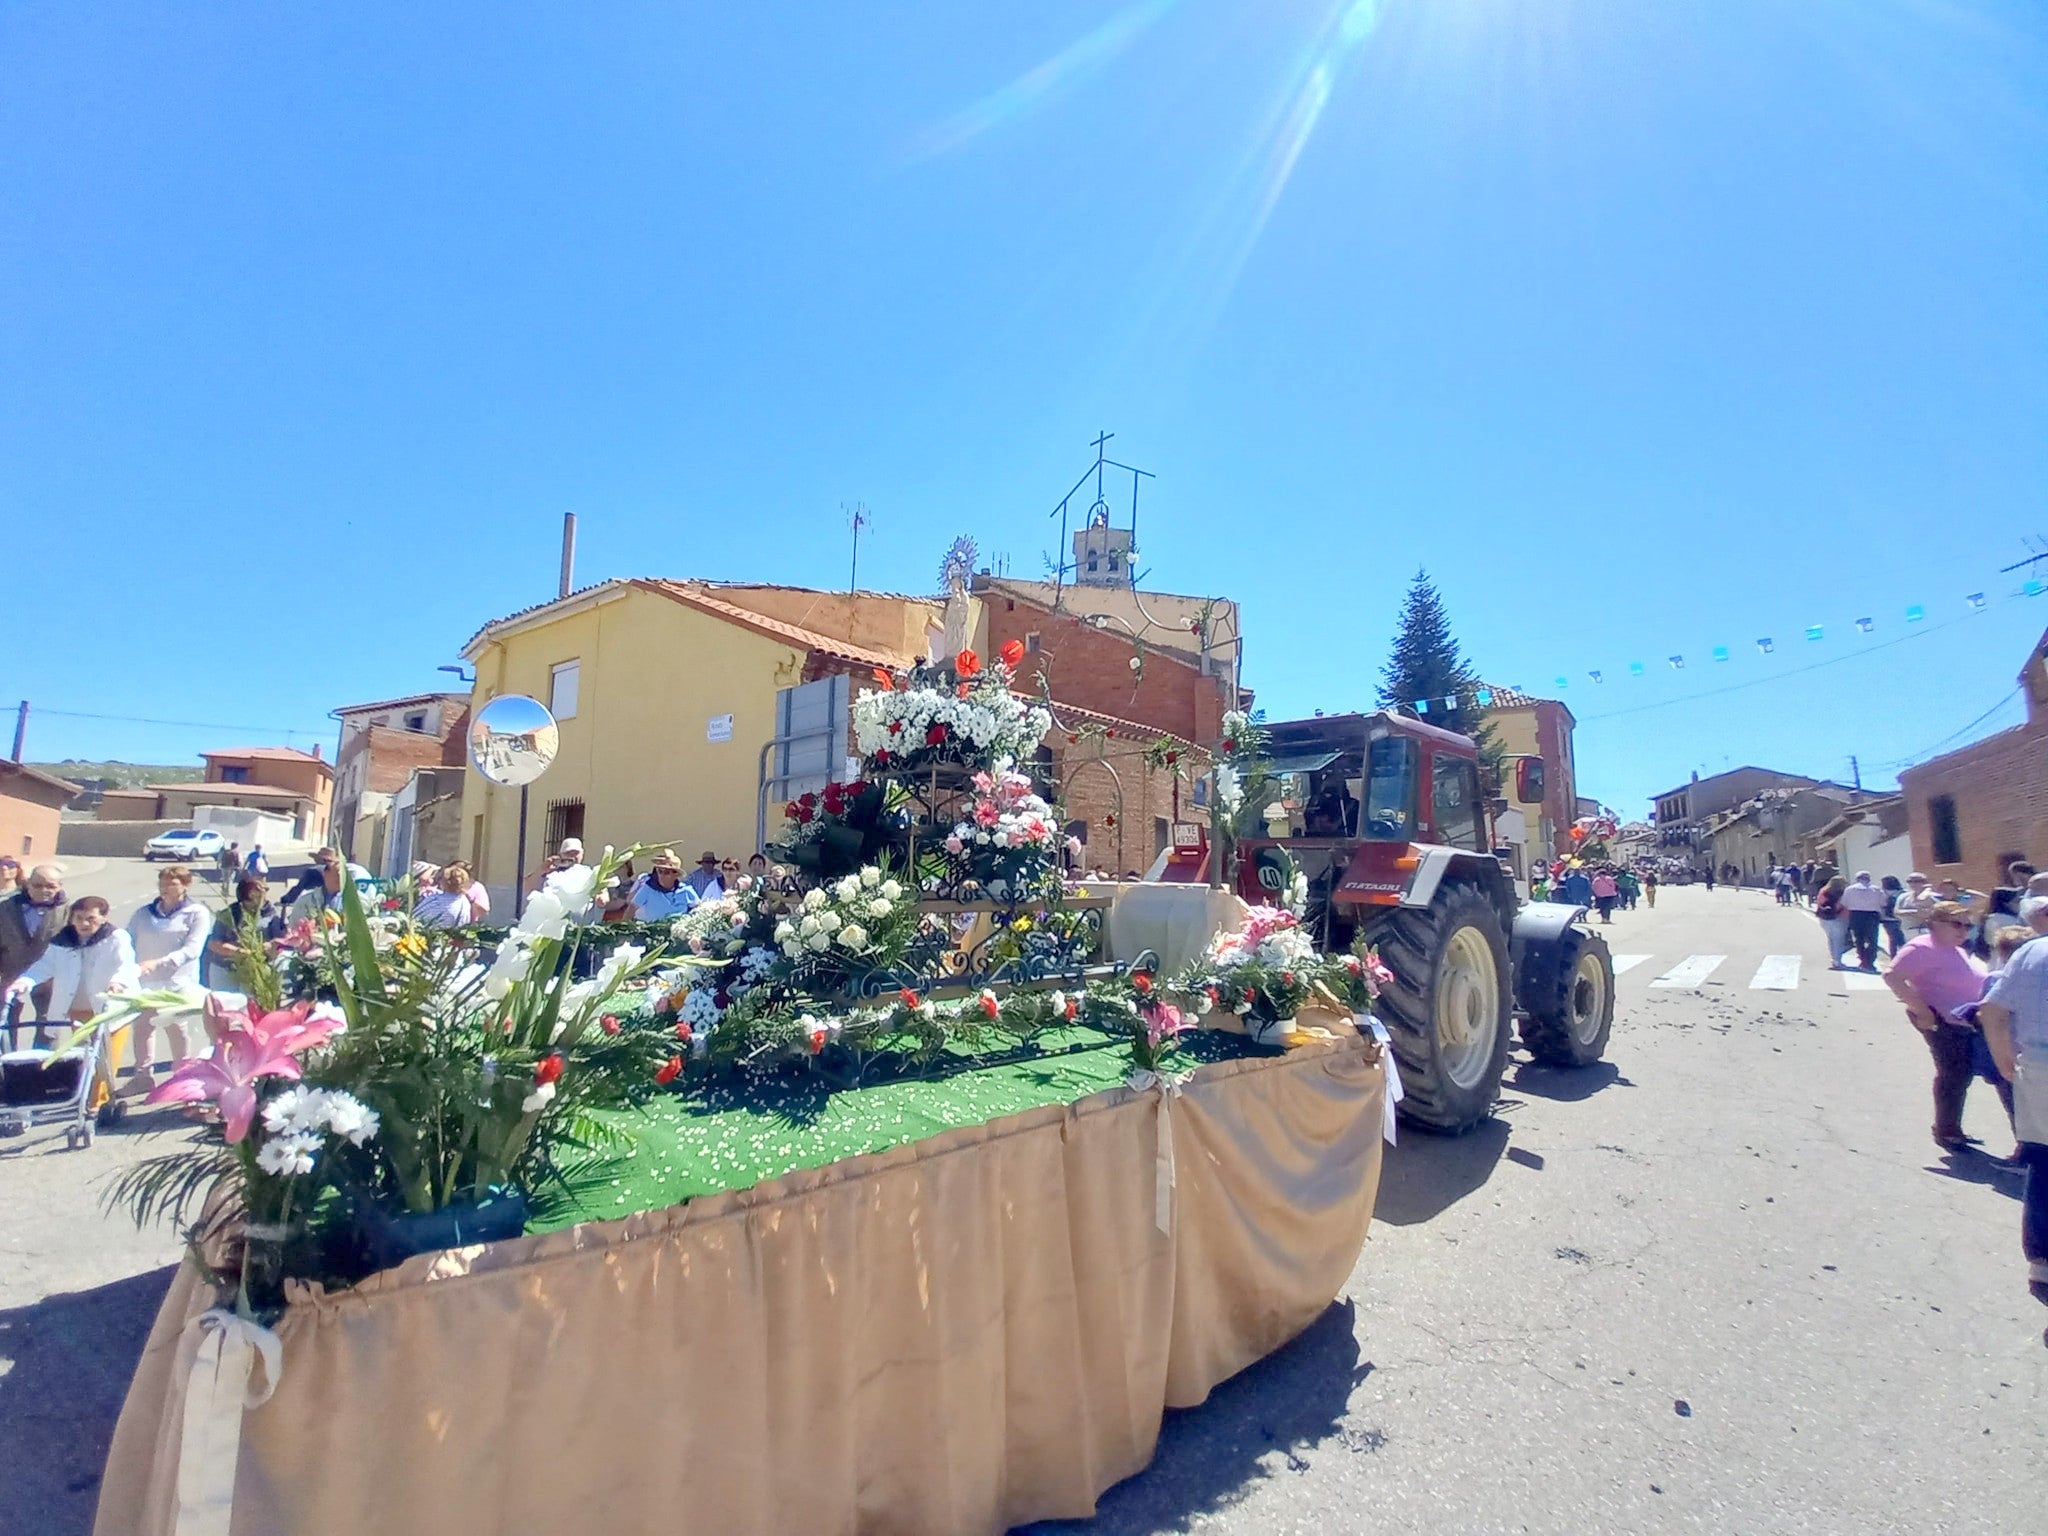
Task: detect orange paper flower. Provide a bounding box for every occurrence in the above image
[999,639,1025,667]
[954,648,981,677]
[872,668,895,691]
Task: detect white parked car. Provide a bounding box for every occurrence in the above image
[143,828,226,863]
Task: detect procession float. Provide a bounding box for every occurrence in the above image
[85,640,1391,1536]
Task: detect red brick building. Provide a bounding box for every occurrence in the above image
[974,576,1241,872]
[1900,625,2048,892]
[974,578,1238,747]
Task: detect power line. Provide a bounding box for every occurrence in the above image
[26,706,330,739]
[1869,686,2024,772]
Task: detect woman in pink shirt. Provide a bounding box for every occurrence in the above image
[1590,868,1618,925]
[1884,901,1993,1149]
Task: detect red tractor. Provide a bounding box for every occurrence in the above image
[1219,711,1614,1133]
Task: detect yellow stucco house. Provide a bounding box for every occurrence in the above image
[457,580,951,901]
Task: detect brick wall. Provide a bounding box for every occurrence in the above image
[1046,723,1193,878]
[980,595,1230,745]
[1900,720,2048,892]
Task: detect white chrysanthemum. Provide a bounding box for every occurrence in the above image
[262,1087,309,1135]
[321,1091,380,1147]
[256,1131,320,1177]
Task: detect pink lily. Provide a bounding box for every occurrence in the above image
[147,1000,347,1143]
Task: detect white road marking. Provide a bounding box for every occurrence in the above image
[1840,969,1891,991]
[1610,954,1653,976]
[1650,955,1726,989]
[1749,955,1801,990]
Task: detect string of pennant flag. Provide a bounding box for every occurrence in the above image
[1404,578,2045,717]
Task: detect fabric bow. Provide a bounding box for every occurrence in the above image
[1126,1068,1192,1234]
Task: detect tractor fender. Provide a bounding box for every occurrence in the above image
[1397,846,1463,909]
[1511,901,1591,1014]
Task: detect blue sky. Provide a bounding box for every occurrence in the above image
[3,0,2043,815]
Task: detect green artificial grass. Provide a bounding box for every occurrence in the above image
[533,1027,1268,1231]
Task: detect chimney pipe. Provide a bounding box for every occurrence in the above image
[559,512,577,599]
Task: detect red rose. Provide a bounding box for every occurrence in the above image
[1063,996,1079,1021]
[600,1013,621,1035]
[1282,971,1295,987]
[926,722,949,746]
[955,649,982,677]
[899,987,922,1009]
[1165,751,1178,765]
[1243,986,1257,1002]
[1131,971,1152,994]
[979,993,1000,1020]
[999,639,1025,667]
[808,1029,826,1055]
[654,1056,684,1085]
[1068,734,1079,744]
[534,1053,565,1086]
[873,749,891,766]
[1206,986,1221,1005]
[675,1020,693,1040]
[1222,738,1236,753]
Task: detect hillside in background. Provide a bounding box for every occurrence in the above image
[28,761,201,790]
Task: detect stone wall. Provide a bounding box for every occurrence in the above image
[56,819,185,858]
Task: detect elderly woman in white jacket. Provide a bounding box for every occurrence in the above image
[6,896,139,1049]
[121,865,211,1092]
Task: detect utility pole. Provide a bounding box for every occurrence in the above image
[844,501,869,593]
[1849,754,1862,792]
[9,700,25,761]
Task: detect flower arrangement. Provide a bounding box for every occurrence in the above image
[1177,904,1345,1034]
[941,761,1061,899]
[92,846,679,1313]
[853,645,1053,776]
[771,777,904,881]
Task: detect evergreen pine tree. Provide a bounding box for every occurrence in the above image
[1377,569,1500,764]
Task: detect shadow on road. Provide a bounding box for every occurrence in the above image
[1015,1299,1372,1535]
[1923,1149,2024,1200]
[0,1264,177,1536]
[1369,1116,1511,1226]
[1506,1059,1633,1104]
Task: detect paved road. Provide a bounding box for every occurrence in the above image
[3,887,2042,1533]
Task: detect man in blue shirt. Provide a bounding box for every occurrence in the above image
[630,850,700,922]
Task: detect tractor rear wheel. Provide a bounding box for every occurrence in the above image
[1369,880,1512,1134]
[1519,925,1615,1067]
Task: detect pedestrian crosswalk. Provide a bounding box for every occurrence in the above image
[1601,949,1897,995]
[1650,955,1726,988]
[1749,955,1801,991]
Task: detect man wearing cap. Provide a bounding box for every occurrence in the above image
[684,851,725,901]
[529,836,587,892]
[1976,894,2048,1312]
[630,850,700,922]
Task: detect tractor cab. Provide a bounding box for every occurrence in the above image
[1232,711,1523,943]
